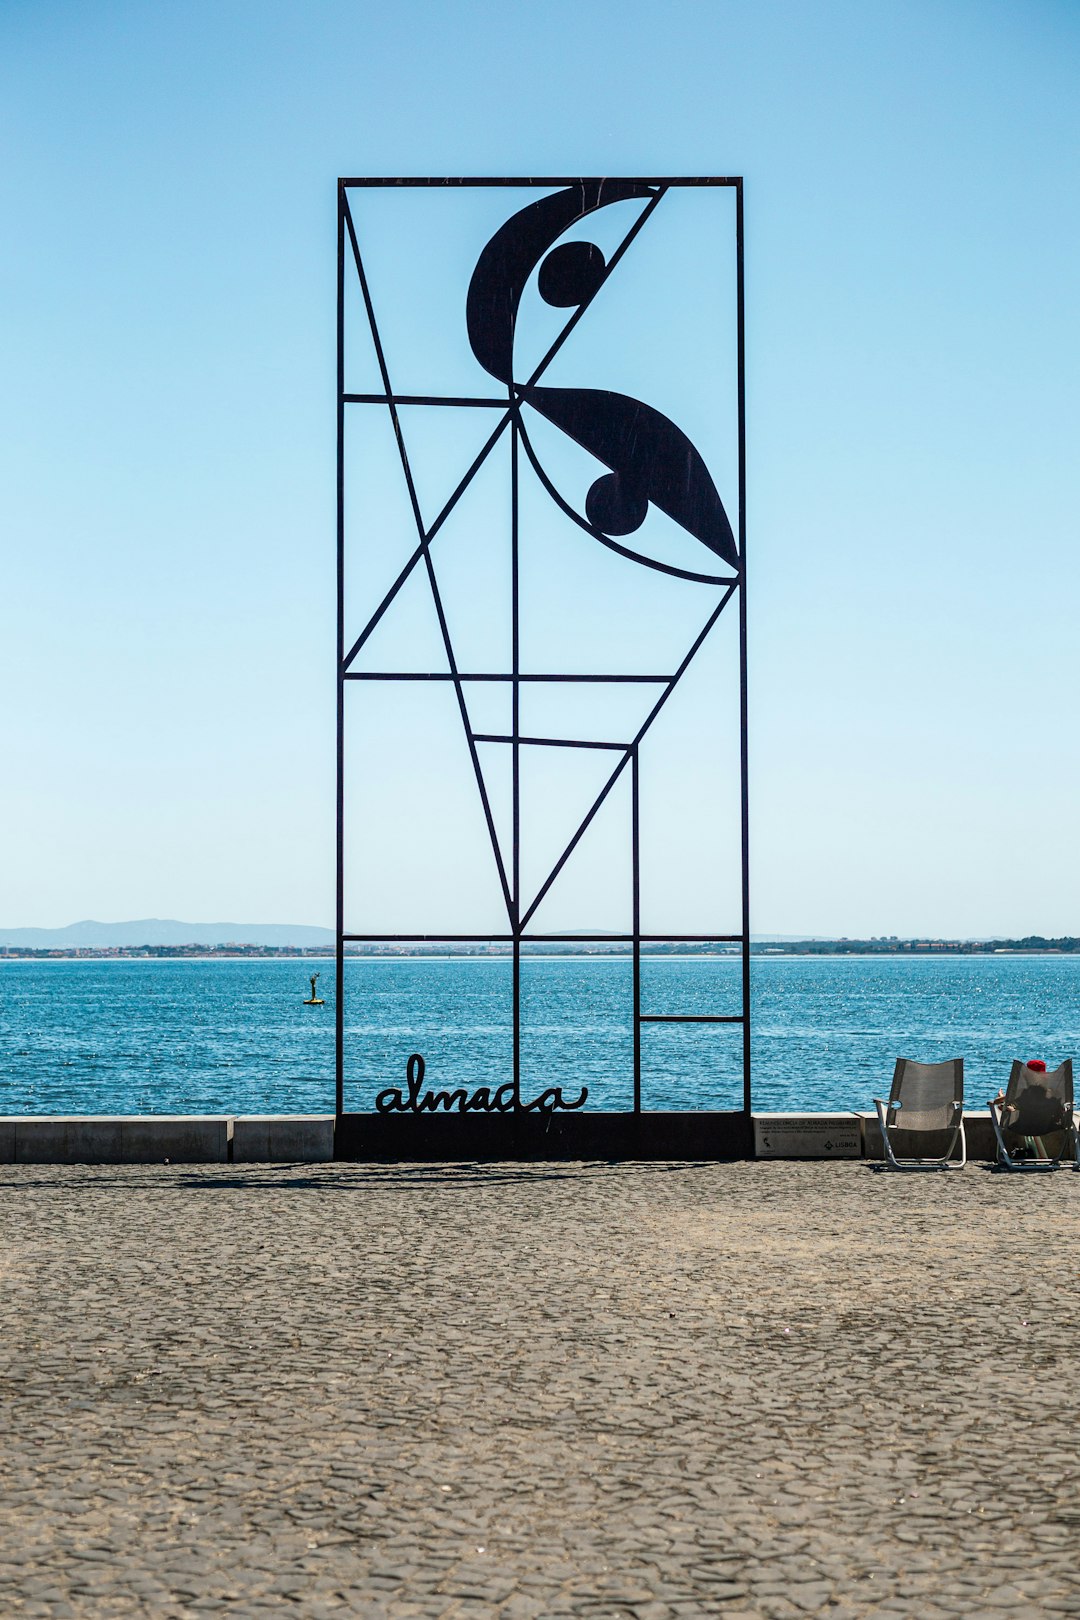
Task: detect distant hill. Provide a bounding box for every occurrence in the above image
[0,919,335,948]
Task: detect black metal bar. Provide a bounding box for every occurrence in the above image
[424,411,514,541]
[520,189,667,392]
[339,176,742,189]
[736,177,752,1120]
[422,561,515,921]
[335,181,346,1120]
[341,550,424,672]
[518,584,738,931]
[473,733,631,751]
[342,198,426,542]
[341,199,667,677]
[335,1109,752,1163]
[517,757,629,931]
[340,419,512,671]
[344,193,514,922]
[511,418,521,931]
[640,1015,744,1024]
[341,933,743,943]
[632,746,641,1115]
[344,393,509,408]
[345,672,673,683]
[341,409,513,671]
[511,411,521,1106]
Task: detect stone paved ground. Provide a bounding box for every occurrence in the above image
[1,1160,1080,1618]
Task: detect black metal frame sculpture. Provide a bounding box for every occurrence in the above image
[335,176,748,1159]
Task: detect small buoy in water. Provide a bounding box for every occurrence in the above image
[303,971,325,1006]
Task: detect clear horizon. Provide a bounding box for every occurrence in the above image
[4,917,1080,944]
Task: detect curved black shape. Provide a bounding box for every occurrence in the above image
[527,386,738,567]
[538,240,607,308]
[516,414,734,587]
[466,182,739,571]
[466,180,652,385]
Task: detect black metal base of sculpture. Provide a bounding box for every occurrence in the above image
[334,1109,752,1162]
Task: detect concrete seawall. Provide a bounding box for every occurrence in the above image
[0,1111,1003,1163]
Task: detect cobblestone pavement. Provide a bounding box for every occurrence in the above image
[2,1160,1080,1618]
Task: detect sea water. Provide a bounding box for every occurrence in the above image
[0,954,1077,1117]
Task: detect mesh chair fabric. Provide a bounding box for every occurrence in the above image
[888,1058,963,1133]
[1000,1060,1074,1143]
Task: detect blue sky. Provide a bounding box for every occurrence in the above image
[2,0,1078,936]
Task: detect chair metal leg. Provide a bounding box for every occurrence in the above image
[944,1119,967,1170]
[989,1098,1018,1168]
[875,1099,965,1170]
[989,1098,1066,1170]
[874,1098,902,1169]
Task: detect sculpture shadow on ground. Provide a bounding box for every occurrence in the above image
[0,1159,715,1193]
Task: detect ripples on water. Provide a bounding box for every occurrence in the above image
[0,955,1077,1115]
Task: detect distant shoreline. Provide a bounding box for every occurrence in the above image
[2,937,1079,961]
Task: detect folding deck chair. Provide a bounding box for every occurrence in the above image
[988,1060,1080,1170]
[874,1058,966,1169]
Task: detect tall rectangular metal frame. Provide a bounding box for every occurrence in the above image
[335,175,749,1142]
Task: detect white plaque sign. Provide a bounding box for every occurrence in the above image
[753,1113,862,1158]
